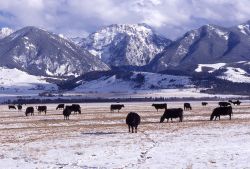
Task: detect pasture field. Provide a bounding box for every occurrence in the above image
[0,101,250,168]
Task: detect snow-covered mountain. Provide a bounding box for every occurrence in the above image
[0,26,109,77]
[0,27,14,39]
[150,23,250,73]
[81,23,171,67]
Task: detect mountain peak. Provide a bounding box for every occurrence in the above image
[81,23,171,67]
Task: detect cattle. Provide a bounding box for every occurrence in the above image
[202,102,208,106]
[126,112,141,133]
[184,103,192,110]
[8,105,16,110]
[152,103,167,111]
[56,104,65,110]
[63,106,72,120]
[25,107,34,116]
[210,106,233,121]
[17,104,22,111]
[37,106,47,115]
[71,104,81,114]
[231,100,241,105]
[110,104,124,112]
[218,102,231,107]
[160,108,183,123]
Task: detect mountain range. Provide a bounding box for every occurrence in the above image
[0,26,108,77]
[0,21,250,94]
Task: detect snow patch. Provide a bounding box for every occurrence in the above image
[0,27,14,39]
[238,24,250,35]
[195,63,226,73]
[218,67,250,83]
[0,67,57,94]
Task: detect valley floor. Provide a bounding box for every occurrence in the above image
[0,101,250,168]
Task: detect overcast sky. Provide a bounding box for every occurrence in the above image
[0,0,250,39]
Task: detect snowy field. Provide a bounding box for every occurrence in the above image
[0,101,250,168]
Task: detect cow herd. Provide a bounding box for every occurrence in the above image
[125,100,241,133]
[7,103,81,120]
[6,99,243,133]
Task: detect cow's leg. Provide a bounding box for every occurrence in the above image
[167,118,169,123]
[135,126,137,133]
[128,126,130,132]
[229,114,231,120]
[132,127,134,133]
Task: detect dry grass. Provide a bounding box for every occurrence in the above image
[0,101,250,144]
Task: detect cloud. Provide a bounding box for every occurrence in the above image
[0,0,250,39]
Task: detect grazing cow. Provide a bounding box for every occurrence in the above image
[202,102,208,106]
[232,100,241,105]
[218,102,231,107]
[17,104,22,111]
[56,104,65,110]
[160,108,183,123]
[152,103,167,111]
[126,112,141,133]
[25,107,34,116]
[184,103,192,110]
[110,104,124,112]
[210,106,233,121]
[71,104,81,114]
[63,106,72,120]
[8,105,16,110]
[37,106,47,115]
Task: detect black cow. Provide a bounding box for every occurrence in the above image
[71,104,81,114]
[152,103,167,111]
[37,106,47,115]
[17,104,22,111]
[210,106,233,120]
[232,100,241,105]
[56,104,65,110]
[63,106,72,120]
[126,112,141,133]
[8,105,16,110]
[202,102,208,106]
[218,102,231,107]
[184,103,192,110]
[25,107,34,116]
[110,104,124,112]
[160,108,183,123]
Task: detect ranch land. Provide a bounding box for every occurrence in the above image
[0,101,250,168]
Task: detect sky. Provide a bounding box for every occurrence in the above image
[0,0,250,39]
